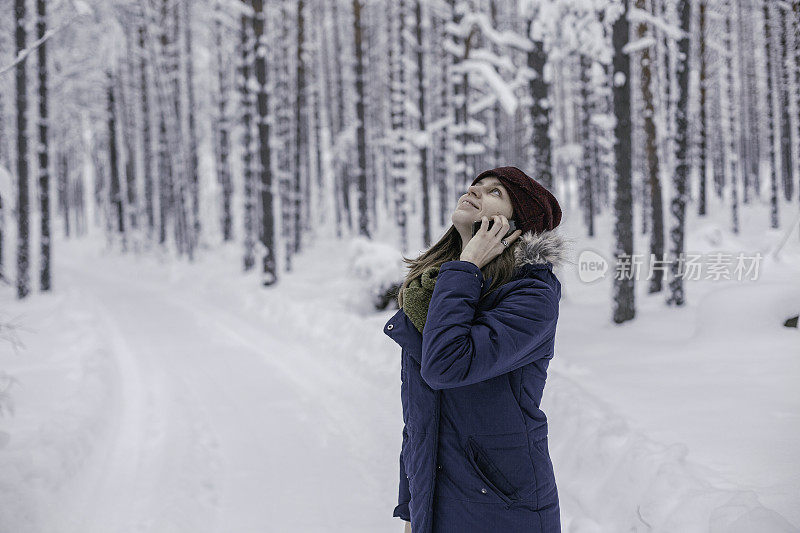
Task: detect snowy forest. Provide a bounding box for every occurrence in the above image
[0,0,799,532]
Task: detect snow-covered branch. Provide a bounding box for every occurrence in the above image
[629,6,688,42]
[0,13,82,78]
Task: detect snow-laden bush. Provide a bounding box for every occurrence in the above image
[344,236,406,312]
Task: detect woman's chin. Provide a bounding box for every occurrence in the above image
[452,209,476,224]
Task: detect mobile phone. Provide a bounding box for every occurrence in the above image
[472,218,517,239]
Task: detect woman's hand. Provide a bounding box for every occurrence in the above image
[460,215,522,269]
[404,520,412,533]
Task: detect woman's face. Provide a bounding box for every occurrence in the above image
[452,175,514,244]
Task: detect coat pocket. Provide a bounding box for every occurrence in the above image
[465,436,519,506]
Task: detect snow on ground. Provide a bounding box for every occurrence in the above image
[0,205,798,532]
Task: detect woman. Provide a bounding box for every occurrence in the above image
[384,166,567,533]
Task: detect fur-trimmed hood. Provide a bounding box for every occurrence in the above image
[513,228,570,269]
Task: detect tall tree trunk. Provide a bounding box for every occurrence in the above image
[579,54,595,237]
[331,0,349,235]
[637,0,664,293]
[15,0,30,299]
[36,0,51,291]
[168,0,189,256]
[58,150,69,238]
[778,4,795,201]
[794,1,800,213]
[725,1,740,233]
[450,0,470,188]
[294,0,308,254]
[612,0,635,323]
[251,0,277,285]
[698,0,707,216]
[0,85,6,281]
[667,0,692,306]
[309,1,324,237]
[277,0,295,271]
[107,70,125,241]
[121,28,138,252]
[527,17,553,191]
[735,0,754,203]
[764,0,780,228]
[414,0,432,247]
[157,0,171,246]
[352,0,369,237]
[389,0,409,250]
[183,0,199,258]
[434,7,451,228]
[138,18,155,240]
[213,0,233,241]
[238,3,256,271]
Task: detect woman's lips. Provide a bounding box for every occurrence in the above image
[461,199,479,209]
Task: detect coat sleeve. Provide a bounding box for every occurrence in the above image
[420,260,558,390]
[392,425,411,521]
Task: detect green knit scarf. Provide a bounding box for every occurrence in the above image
[401,265,441,334]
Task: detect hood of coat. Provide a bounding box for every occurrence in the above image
[512,228,569,270]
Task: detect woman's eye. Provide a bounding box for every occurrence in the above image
[491,188,500,195]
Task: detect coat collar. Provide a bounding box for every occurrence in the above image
[512,228,569,270]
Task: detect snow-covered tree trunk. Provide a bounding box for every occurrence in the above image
[636,0,664,293]
[293,0,308,255]
[352,0,369,237]
[488,0,502,167]
[666,0,691,306]
[15,0,30,299]
[183,0,200,258]
[107,70,125,242]
[789,1,800,204]
[433,6,452,228]
[138,17,156,240]
[167,0,189,256]
[308,1,324,236]
[330,0,349,236]
[612,0,635,323]
[120,25,139,253]
[763,0,779,228]
[527,16,553,191]
[0,91,9,171]
[733,0,749,203]
[275,0,295,270]
[213,0,233,242]
[238,2,257,271]
[579,53,594,237]
[36,0,51,292]
[654,0,674,186]
[449,0,471,188]
[724,0,740,234]
[252,0,277,285]
[413,0,433,247]
[157,0,172,246]
[778,4,795,202]
[698,0,707,216]
[736,0,758,201]
[57,150,69,238]
[388,0,409,251]
[709,12,725,202]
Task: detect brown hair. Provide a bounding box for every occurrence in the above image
[396,224,521,308]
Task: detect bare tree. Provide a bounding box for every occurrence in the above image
[15,0,31,299]
[612,0,635,323]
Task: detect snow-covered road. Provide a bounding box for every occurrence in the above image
[2,243,398,533]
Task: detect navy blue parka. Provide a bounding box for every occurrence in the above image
[384,228,567,533]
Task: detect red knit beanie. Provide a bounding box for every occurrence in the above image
[471,166,562,235]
